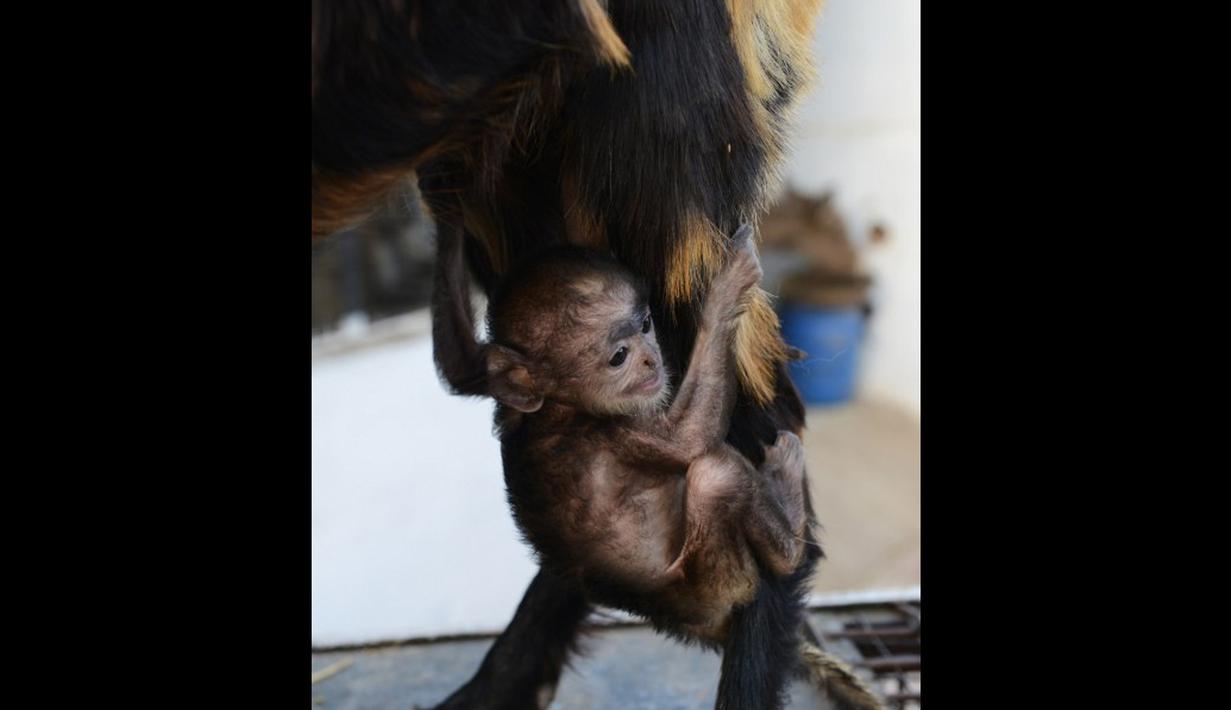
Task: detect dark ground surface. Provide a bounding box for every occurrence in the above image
[311,604,920,709]
[311,625,823,709]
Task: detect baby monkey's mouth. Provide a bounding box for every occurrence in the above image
[633,370,662,394]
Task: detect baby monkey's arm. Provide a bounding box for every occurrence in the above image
[624,225,762,467]
[431,221,488,397]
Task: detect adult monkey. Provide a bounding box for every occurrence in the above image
[312,1,872,708]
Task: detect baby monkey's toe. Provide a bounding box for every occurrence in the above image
[766,431,805,480]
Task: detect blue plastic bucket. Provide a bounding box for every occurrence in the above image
[779,302,865,405]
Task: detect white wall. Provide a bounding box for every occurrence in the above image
[782,0,921,415]
[312,335,537,647]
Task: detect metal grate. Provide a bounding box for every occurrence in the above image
[810,600,921,709]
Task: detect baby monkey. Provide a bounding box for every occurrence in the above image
[432,223,809,635]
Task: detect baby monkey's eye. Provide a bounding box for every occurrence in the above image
[642,315,652,333]
[609,346,629,367]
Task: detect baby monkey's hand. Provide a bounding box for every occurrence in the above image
[704,223,763,327]
[727,223,763,294]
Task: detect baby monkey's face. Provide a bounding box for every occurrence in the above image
[568,282,668,416]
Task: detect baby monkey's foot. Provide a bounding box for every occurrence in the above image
[743,432,810,577]
[762,431,808,542]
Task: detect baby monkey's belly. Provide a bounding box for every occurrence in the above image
[577,459,763,642]
[580,470,686,588]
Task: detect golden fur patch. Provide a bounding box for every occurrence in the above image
[576,0,632,69]
[734,287,788,406]
[727,0,821,103]
[666,214,788,406]
[665,214,726,310]
[726,0,823,210]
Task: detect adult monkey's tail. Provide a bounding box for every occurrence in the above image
[797,638,885,710]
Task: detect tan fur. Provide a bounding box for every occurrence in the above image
[666,214,727,310]
[575,0,632,69]
[665,214,787,406]
[726,0,823,211]
[727,0,771,103]
[798,640,886,710]
[727,0,822,105]
[734,287,788,406]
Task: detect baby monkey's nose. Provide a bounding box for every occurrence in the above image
[643,358,655,368]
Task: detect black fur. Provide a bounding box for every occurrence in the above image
[313,0,614,177]
[432,570,591,710]
[719,570,804,710]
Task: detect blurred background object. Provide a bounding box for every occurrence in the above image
[780,0,920,417]
[761,191,875,405]
[312,0,919,650]
[761,191,864,282]
[311,188,435,337]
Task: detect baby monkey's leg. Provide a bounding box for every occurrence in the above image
[742,432,810,577]
[665,435,808,580]
[664,448,750,581]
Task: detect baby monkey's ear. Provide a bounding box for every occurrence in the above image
[485,345,545,413]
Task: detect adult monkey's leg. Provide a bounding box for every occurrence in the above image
[718,565,810,710]
[432,569,591,710]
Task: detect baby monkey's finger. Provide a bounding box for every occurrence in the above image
[730,223,755,251]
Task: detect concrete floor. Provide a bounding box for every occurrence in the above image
[800,400,920,595]
[311,612,853,710]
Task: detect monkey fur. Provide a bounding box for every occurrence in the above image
[315,1,883,708]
